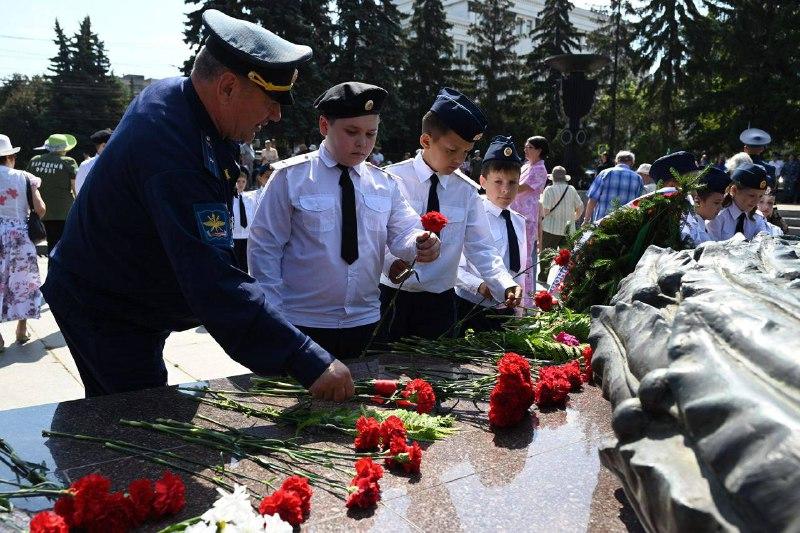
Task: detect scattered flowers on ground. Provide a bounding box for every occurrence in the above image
[554,331,580,347]
[178,484,292,532]
[346,458,383,509]
[258,476,313,526]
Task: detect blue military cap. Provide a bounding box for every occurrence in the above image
[202,9,312,105]
[482,135,522,164]
[430,88,488,142]
[649,151,699,182]
[739,128,771,147]
[314,82,388,118]
[699,166,731,194]
[731,162,768,190]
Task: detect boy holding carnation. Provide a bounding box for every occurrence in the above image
[455,136,527,333]
[249,82,440,361]
[380,88,521,340]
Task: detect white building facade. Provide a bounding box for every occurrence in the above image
[391,0,605,62]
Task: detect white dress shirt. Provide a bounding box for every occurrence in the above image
[456,197,527,307]
[75,156,96,196]
[706,202,770,241]
[681,211,713,246]
[381,153,516,300]
[232,190,257,240]
[248,141,422,328]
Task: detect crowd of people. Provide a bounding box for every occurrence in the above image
[0,10,794,404]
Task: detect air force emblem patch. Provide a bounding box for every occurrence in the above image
[194,203,232,248]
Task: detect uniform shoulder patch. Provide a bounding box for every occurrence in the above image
[271,153,312,171]
[454,168,481,190]
[193,203,232,249]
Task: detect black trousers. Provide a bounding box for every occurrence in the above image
[455,295,514,335]
[43,220,66,258]
[42,264,170,397]
[541,230,566,251]
[295,322,378,360]
[378,285,457,342]
[233,238,248,272]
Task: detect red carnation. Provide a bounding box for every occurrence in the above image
[488,353,535,428]
[354,416,381,451]
[127,478,155,525]
[152,471,185,518]
[29,511,68,533]
[345,476,382,509]
[420,211,448,233]
[92,490,135,532]
[554,248,571,266]
[258,488,305,526]
[400,378,436,414]
[353,457,384,482]
[379,416,407,449]
[65,473,112,527]
[534,290,556,311]
[280,476,312,516]
[385,435,423,475]
[53,495,75,527]
[534,366,572,408]
[372,379,398,397]
[562,360,583,391]
[581,345,594,383]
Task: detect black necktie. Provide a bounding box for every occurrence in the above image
[338,165,358,264]
[735,212,746,235]
[238,194,247,229]
[426,174,440,213]
[501,209,521,272]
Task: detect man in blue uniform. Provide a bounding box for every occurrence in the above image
[41,10,354,400]
[740,127,776,188]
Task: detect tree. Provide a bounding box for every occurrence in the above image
[682,0,800,154]
[466,0,521,139]
[332,0,408,156]
[46,17,127,156]
[0,76,52,168]
[525,0,583,150]
[632,0,699,143]
[400,0,457,150]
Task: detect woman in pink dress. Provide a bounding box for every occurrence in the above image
[511,136,549,307]
[0,134,46,351]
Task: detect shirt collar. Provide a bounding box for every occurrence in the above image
[615,163,631,170]
[482,196,504,217]
[319,140,365,178]
[413,152,450,189]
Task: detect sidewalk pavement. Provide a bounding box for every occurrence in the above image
[0,257,248,411]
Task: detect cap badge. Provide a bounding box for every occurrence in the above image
[760,180,767,189]
[365,99,374,111]
[503,147,513,157]
[473,133,483,141]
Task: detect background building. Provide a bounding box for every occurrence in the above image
[391,0,605,63]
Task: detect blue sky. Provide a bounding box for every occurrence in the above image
[0,0,598,80]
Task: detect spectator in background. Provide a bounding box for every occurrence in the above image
[254,164,273,190]
[699,153,710,167]
[295,143,309,155]
[26,133,78,257]
[714,154,726,170]
[783,154,799,203]
[596,151,613,173]
[370,146,384,166]
[584,150,642,223]
[725,152,753,173]
[260,139,279,165]
[758,188,788,235]
[75,128,113,196]
[539,166,583,250]
[232,167,258,271]
[402,151,412,161]
[0,134,47,349]
[768,153,784,179]
[469,150,482,182]
[240,141,256,176]
[637,163,655,193]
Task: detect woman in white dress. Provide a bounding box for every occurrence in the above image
[0,135,46,350]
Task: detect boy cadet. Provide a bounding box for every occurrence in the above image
[42,10,354,401]
[456,136,527,333]
[248,82,440,359]
[380,88,522,340]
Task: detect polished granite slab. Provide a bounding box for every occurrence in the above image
[0,359,642,532]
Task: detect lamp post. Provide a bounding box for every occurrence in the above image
[544,54,610,182]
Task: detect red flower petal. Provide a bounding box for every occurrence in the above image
[420,211,448,233]
[152,471,185,518]
[29,511,68,533]
[258,488,305,526]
